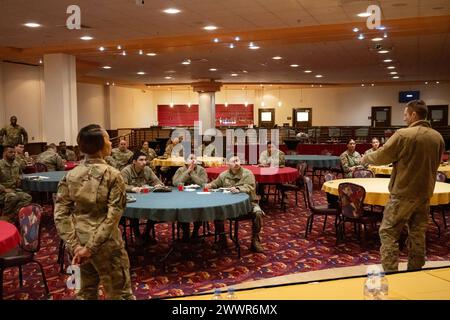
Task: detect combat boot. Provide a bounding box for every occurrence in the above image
[250,234,264,253]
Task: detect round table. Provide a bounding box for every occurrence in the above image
[124,187,251,222]
[370,165,450,178]
[285,155,340,168]
[21,171,67,193]
[206,165,299,184]
[322,178,450,206]
[152,157,225,168]
[0,221,20,255]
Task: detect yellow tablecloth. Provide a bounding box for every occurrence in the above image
[152,157,225,168]
[370,164,450,178]
[174,267,450,300]
[322,178,450,206]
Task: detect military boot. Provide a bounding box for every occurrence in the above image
[250,234,264,253]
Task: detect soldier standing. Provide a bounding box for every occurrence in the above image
[0,145,32,223]
[0,116,28,147]
[54,124,135,300]
[111,139,133,170]
[37,143,65,171]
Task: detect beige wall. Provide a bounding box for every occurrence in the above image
[77,82,106,129]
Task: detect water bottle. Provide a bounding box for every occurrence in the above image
[226,287,237,300]
[378,271,389,300]
[363,271,379,300]
[212,288,223,300]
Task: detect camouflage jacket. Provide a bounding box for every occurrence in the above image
[0,159,22,193]
[54,158,126,255]
[208,167,257,203]
[0,124,28,146]
[111,148,133,170]
[141,148,157,162]
[121,164,162,192]
[259,149,286,167]
[14,154,29,171]
[58,149,77,161]
[172,165,208,186]
[164,143,183,158]
[340,150,362,177]
[37,150,65,171]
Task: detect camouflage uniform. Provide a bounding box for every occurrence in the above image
[0,159,32,223]
[259,149,286,167]
[54,158,135,300]
[121,164,162,192]
[37,149,65,171]
[111,148,133,171]
[164,143,183,158]
[363,148,377,156]
[362,120,445,272]
[173,164,208,239]
[58,149,77,161]
[340,150,362,178]
[208,167,264,251]
[105,156,118,169]
[14,154,28,171]
[0,124,28,146]
[141,148,157,162]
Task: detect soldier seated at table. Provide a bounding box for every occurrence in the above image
[205,156,265,253]
[259,141,285,167]
[14,142,33,171]
[140,140,157,167]
[172,154,208,241]
[111,139,133,171]
[0,145,32,223]
[121,151,164,245]
[37,143,65,171]
[58,141,77,161]
[340,139,363,178]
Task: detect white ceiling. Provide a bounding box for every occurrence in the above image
[1,0,449,85]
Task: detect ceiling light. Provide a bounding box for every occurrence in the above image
[290,64,299,68]
[361,84,365,87]
[117,45,122,50]
[112,82,115,86]
[358,33,365,40]
[376,26,386,30]
[234,36,240,41]
[392,76,400,79]
[352,27,359,32]
[383,32,388,38]
[371,84,375,86]
[387,66,396,69]
[39,59,43,64]
[182,60,191,65]
[106,82,110,86]
[229,43,234,49]
[436,81,440,84]
[272,56,282,60]
[164,76,172,79]
[99,46,105,51]
[24,22,41,28]
[390,71,398,75]
[304,70,312,73]
[204,25,218,31]
[137,71,146,75]
[122,50,126,56]
[163,8,180,14]
[249,45,260,50]
[139,49,143,55]
[278,101,282,107]
[231,73,238,77]
[372,37,383,42]
[213,38,219,43]
[242,70,248,73]
[209,68,217,71]
[315,74,323,78]
[357,12,371,17]
[378,50,390,54]
[102,66,111,69]
[425,81,428,84]
[383,59,393,63]
[146,52,156,56]
[311,85,314,87]
[80,36,93,41]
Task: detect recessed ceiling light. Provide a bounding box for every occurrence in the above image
[117,45,122,50]
[231,73,238,77]
[371,84,375,86]
[290,64,299,68]
[272,56,282,60]
[24,22,41,28]
[164,76,172,79]
[204,25,218,31]
[106,82,110,86]
[304,70,312,73]
[249,45,260,50]
[392,76,400,79]
[146,52,156,56]
[358,33,365,40]
[181,60,191,65]
[357,12,371,17]
[361,84,365,87]
[122,50,126,56]
[229,43,235,49]
[425,81,428,84]
[383,32,388,38]
[389,71,398,75]
[39,59,43,64]
[209,68,217,71]
[139,50,143,55]
[352,27,359,32]
[163,8,181,14]
[436,81,440,84]
[102,66,111,69]
[372,37,383,42]
[315,74,323,78]
[137,71,146,75]
[383,59,393,63]
[112,82,115,86]
[213,38,219,43]
[80,36,93,41]
[99,46,105,51]
[378,50,389,54]
[234,36,240,41]
[242,70,248,73]
[376,26,386,30]
[387,66,396,69]
[311,85,314,87]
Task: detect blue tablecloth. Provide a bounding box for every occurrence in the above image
[285,155,341,168]
[124,187,252,222]
[21,171,67,192]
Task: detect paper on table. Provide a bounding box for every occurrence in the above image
[196,192,211,195]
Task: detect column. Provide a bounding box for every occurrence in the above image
[43,53,78,145]
[192,80,222,134]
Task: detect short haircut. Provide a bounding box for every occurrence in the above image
[14,142,24,147]
[371,137,379,142]
[2,145,14,154]
[59,141,66,145]
[347,138,356,144]
[267,140,272,146]
[132,151,147,161]
[77,124,105,155]
[47,143,57,150]
[406,99,428,120]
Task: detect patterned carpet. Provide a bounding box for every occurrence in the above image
[2,189,450,300]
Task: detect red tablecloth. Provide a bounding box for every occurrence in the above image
[206,165,299,184]
[295,143,372,156]
[64,161,79,171]
[0,221,20,255]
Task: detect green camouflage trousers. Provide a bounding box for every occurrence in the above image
[0,190,32,223]
[380,195,429,272]
[77,240,135,300]
[215,203,264,238]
